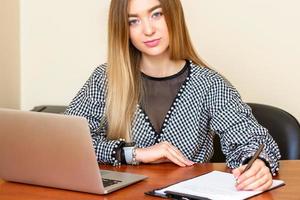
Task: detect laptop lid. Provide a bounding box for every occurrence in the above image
[0,108,146,194]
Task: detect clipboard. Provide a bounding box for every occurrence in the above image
[145,171,285,200]
[145,171,213,199]
[145,189,212,199]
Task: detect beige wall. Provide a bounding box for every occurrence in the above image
[0,0,20,109]
[19,1,300,121]
[20,0,109,110]
[182,0,300,121]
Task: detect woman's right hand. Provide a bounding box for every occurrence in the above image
[135,141,194,167]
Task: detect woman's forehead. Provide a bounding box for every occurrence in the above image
[128,0,161,15]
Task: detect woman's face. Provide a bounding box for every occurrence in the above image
[128,0,169,58]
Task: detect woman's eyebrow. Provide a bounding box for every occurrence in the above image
[128,5,162,17]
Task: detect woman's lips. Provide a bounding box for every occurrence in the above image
[144,38,160,48]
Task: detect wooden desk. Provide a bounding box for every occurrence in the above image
[0,160,299,200]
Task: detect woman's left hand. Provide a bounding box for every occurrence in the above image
[232,159,272,191]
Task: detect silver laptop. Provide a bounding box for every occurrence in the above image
[0,108,147,194]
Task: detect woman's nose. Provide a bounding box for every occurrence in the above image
[143,19,155,36]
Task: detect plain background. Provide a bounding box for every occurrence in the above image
[1,0,299,122]
[0,0,20,108]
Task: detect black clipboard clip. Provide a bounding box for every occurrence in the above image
[145,189,169,198]
[145,189,212,200]
[165,191,212,200]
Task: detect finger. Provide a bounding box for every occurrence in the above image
[236,171,263,190]
[161,142,193,166]
[159,142,186,166]
[254,178,273,191]
[237,159,264,183]
[151,158,169,164]
[168,144,194,165]
[165,146,191,166]
[243,172,272,191]
[162,144,192,167]
[250,167,272,191]
[232,165,246,179]
[237,164,271,190]
[237,165,265,188]
[164,149,187,167]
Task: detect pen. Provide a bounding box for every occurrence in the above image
[242,144,265,174]
[236,144,264,184]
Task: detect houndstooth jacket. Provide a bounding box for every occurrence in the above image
[65,60,280,175]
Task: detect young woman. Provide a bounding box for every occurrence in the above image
[65,0,280,191]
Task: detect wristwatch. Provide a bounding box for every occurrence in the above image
[123,144,140,165]
[132,146,140,165]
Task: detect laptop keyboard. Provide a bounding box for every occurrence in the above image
[102,178,122,187]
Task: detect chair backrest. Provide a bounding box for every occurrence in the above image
[32,104,300,160]
[211,103,300,162]
[31,105,67,114]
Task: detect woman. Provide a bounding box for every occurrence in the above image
[65,0,280,191]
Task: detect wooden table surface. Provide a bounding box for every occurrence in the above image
[0,160,299,200]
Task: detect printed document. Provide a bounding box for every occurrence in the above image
[155,171,284,200]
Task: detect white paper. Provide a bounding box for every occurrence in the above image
[155,171,284,200]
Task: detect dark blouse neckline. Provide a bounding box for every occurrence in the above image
[141,60,189,81]
[139,60,191,134]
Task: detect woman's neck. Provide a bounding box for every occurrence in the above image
[140,53,185,78]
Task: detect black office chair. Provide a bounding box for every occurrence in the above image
[31,105,67,114]
[211,103,300,162]
[32,104,300,160]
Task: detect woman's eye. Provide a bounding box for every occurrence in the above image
[152,11,163,19]
[128,19,140,26]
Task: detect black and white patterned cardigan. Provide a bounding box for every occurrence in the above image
[65,60,280,175]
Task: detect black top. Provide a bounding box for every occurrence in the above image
[140,61,189,133]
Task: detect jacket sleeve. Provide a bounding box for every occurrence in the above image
[64,64,124,165]
[206,73,281,176]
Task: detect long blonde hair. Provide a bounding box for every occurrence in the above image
[106,0,207,141]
